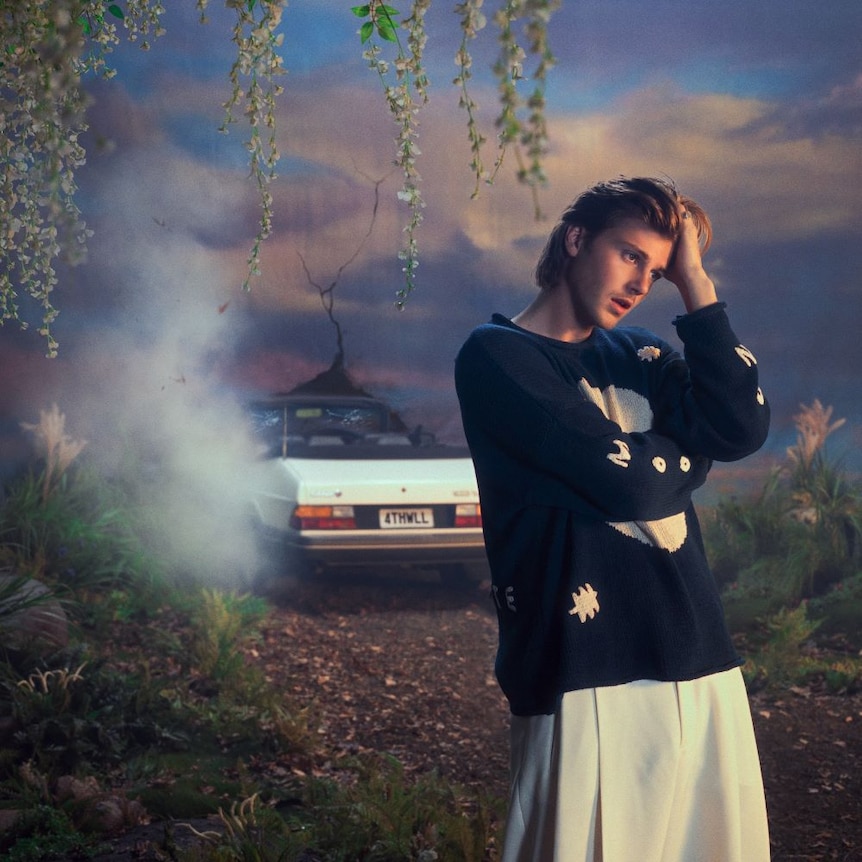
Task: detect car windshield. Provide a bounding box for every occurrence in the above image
[292,404,385,435]
[248,401,387,440]
[247,397,470,459]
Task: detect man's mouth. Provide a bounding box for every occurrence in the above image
[611,297,633,312]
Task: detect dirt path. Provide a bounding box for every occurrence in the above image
[85,572,862,861]
[259,573,862,862]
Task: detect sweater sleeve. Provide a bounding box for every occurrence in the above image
[455,326,711,524]
[652,303,770,461]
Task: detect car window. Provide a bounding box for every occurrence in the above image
[291,404,385,435]
[247,402,387,442]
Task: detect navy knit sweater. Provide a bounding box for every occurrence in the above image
[455,303,769,716]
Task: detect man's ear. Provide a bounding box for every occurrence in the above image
[565,225,586,257]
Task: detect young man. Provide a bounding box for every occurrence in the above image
[455,177,770,861]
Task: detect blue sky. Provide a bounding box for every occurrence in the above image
[2,0,862,485]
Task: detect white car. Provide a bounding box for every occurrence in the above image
[246,394,488,585]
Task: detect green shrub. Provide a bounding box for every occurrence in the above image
[741,603,821,691]
[177,793,303,861]
[0,645,192,784]
[707,401,861,607]
[190,589,269,683]
[294,754,503,862]
[738,602,862,693]
[822,659,862,695]
[807,573,862,647]
[1,804,95,862]
[158,758,504,862]
[1,466,163,602]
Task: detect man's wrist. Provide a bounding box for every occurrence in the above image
[679,275,718,313]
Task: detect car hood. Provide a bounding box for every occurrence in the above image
[281,456,480,506]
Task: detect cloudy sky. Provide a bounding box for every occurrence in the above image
[2,0,861,490]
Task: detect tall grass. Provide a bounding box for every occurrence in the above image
[705,400,861,607]
[0,405,167,628]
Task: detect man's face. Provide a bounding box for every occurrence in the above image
[562,218,674,338]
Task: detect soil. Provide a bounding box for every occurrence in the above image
[90,571,862,861]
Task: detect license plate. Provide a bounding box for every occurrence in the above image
[379,508,435,529]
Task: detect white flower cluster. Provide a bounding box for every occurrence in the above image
[360,0,561,303]
[1,0,284,355]
[3,1,561,351]
[0,1,171,356]
[212,0,286,288]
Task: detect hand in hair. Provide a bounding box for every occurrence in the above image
[665,200,718,314]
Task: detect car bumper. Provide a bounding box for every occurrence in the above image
[260,525,488,569]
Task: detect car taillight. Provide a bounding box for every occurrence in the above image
[454,503,482,528]
[291,505,356,530]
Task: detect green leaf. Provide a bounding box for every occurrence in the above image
[351,4,371,17]
[78,15,93,35]
[377,22,398,42]
[380,5,400,16]
[359,20,374,43]
[107,4,124,19]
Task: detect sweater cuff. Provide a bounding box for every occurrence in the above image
[671,301,727,333]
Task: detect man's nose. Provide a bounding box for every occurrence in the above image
[628,271,652,295]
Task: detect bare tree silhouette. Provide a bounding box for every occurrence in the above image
[297,168,390,372]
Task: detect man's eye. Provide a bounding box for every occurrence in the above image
[650,271,663,283]
[624,251,638,263]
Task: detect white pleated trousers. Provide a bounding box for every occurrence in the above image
[501,668,770,862]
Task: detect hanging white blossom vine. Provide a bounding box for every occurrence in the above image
[0,0,560,354]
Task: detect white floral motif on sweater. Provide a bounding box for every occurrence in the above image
[637,345,662,362]
[578,380,689,552]
[569,583,600,622]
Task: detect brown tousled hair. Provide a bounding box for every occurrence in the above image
[534,176,712,290]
